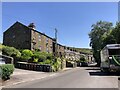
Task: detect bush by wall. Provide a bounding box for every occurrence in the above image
[32,51,53,63]
[20,49,33,61]
[52,58,61,72]
[33,58,38,63]
[2,45,21,58]
[46,53,53,60]
[0,64,14,80]
[44,59,52,64]
[32,51,43,59]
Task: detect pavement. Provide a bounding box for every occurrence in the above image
[0,67,72,89]
[3,67,119,89]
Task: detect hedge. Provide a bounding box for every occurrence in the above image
[0,64,14,80]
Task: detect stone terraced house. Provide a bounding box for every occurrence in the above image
[3,21,81,59]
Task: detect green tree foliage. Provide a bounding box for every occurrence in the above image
[32,51,46,62]
[76,48,92,54]
[44,59,52,64]
[2,45,21,58]
[52,58,61,72]
[21,49,33,61]
[111,22,120,44]
[80,55,86,62]
[101,30,116,48]
[89,21,113,66]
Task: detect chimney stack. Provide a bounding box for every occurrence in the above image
[28,23,36,30]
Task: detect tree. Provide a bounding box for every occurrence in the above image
[101,30,116,48]
[89,21,113,66]
[111,22,120,44]
[2,45,21,58]
[20,49,33,61]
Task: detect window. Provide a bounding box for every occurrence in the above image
[50,44,52,48]
[46,38,49,43]
[12,35,15,38]
[46,45,49,52]
[46,47,49,52]
[38,35,41,41]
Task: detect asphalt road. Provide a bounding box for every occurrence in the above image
[4,67,119,89]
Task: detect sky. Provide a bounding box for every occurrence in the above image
[1,2,118,48]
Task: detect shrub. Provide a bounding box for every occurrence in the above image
[61,58,66,69]
[38,55,46,62]
[20,49,33,61]
[44,59,51,64]
[80,56,86,62]
[38,62,44,65]
[46,53,53,60]
[2,46,21,58]
[52,58,61,72]
[33,58,38,63]
[0,64,14,80]
[32,51,41,59]
[52,65,56,72]
[32,51,46,62]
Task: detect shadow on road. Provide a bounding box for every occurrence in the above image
[84,67,120,76]
[85,68,100,70]
[85,66,100,71]
[89,71,120,76]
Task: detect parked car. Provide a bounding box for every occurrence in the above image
[0,58,5,64]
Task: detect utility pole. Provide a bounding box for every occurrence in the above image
[55,28,58,57]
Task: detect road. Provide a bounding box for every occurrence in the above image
[3,67,119,89]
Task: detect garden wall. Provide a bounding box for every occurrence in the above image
[15,62,52,72]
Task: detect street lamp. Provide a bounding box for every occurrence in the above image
[55,28,58,57]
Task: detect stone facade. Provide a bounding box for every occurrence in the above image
[57,44,65,58]
[3,22,31,49]
[3,21,85,60]
[65,47,80,61]
[30,30,53,53]
[3,21,65,57]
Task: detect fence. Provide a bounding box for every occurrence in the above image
[15,62,52,72]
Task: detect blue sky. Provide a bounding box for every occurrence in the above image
[2,2,118,48]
